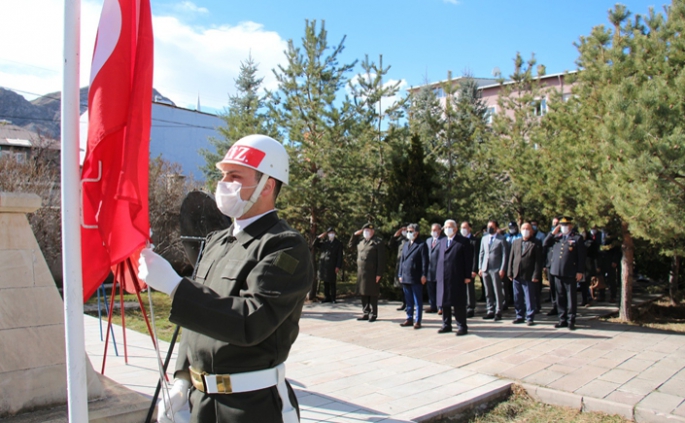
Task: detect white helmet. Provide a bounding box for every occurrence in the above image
[216,134,289,184]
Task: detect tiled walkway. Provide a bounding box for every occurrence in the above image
[85,295,685,422]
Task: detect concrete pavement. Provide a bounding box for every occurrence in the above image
[83,294,685,422]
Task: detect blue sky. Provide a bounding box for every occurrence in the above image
[0,0,668,112]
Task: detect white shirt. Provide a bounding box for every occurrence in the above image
[232,209,276,236]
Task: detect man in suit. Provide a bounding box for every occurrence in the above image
[398,223,429,329]
[460,221,480,318]
[350,223,387,322]
[507,222,544,325]
[544,216,560,316]
[544,216,587,330]
[530,220,546,312]
[479,220,509,321]
[313,227,344,303]
[436,219,473,336]
[424,223,442,314]
[389,224,409,311]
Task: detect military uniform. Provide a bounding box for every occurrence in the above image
[313,236,343,302]
[350,232,386,319]
[598,231,621,302]
[543,229,587,326]
[170,211,313,423]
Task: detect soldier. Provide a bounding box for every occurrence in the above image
[138,134,312,423]
[350,223,387,322]
[389,225,409,311]
[544,216,587,330]
[313,227,343,303]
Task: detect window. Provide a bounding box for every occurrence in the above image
[533,98,547,116]
[485,106,496,124]
[433,87,445,98]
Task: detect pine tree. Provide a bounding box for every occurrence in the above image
[199,55,277,186]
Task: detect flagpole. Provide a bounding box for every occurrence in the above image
[61,0,89,422]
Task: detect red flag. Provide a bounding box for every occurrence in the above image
[81,0,153,301]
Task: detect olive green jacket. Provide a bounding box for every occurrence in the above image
[349,234,386,296]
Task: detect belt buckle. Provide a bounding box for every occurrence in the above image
[201,371,232,394]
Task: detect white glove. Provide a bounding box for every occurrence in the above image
[138,248,183,296]
[157,378,191,423]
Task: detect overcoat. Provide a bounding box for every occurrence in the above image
[170,211,313,423]
[436,235,473,307]
[350,234,386,296]
[313,237,343,283]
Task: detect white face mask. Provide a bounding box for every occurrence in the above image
[521,229,531,239]
[444,227,455,237]
[560,225,571,235]
[328,233,335,241]
[401,230,407,237]
[406,232,415,241]
[363,229,372,240]
[431,231,439,239]
[215,175,267,219]
[460,228,469,237]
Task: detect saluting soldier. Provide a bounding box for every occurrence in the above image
[544,216,587,330]
[313,227,344,303]
[349,223,387,322]
[138,135,312,423]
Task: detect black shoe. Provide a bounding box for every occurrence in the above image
[483,313,495,320]
[512,318,525,324]
[437,327,453,333]
[546,309,558,316]
[456,328,468,336]
[527,321,535,326]
[399,319,414,327]
[554,322,568,328]
[368,316,377,322]
[322,298,331,303]
[466,310,475,318]
[494,314,502,321]
[569,322,576,331]
[396,305,406,311]
[425,308,438,313]
[357,315,369,321]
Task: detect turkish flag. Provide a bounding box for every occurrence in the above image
[81,0,154,301]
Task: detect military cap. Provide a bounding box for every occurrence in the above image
[362,222,375,230]
[559,216,574,224]
[508,221,518,228]
[326,227,335,233]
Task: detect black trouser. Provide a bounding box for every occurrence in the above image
[535,279,543,311]
[548,270,557,308]
[323,279,336,301]
[503,276,514,306]
[602,266,618,300]
[441,281,467,331]
[553,275,577,324]
[466,279,476,313]
[579,280,591,305]
[361,295,379,317]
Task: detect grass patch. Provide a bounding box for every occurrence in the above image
[603,293,685,334]
[85,290,178,342]
[436,385,629,423]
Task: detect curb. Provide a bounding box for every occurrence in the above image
[416,381,513,422]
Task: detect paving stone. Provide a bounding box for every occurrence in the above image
[605,390,646,406]
[599,368,639,384]
[618,358,656,373]
[638,391,685,414]
[658,377,685,397]
[523,369,565,386]
[574,379,621,399]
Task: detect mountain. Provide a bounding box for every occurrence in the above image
[0,87,174,140]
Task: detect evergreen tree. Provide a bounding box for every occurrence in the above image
[200,55,277,186]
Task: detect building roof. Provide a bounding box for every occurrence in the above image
[408,70,579,93]
[0,123,59,149]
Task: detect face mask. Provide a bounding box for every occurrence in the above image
[460,228,469,237]
[328,233,335,241]
[444,227,455,237]
[560,225,571,235]
[431,231,439,239]
[521,229,531,239]
[509,228,517,235]
[488,227,496,235]
[215,181,253,218]
[363,229,372,240]
[401,230,407,237]
[532,225,538,232]
[406,232,415,241]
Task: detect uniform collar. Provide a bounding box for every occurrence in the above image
[230,210,280,245]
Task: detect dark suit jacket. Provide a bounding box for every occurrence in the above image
[398,238,429,285]
[436,236,473,307]
[508,238,543,282]
[426,236,442,282]
[544,232,587,278]
[467,234,481,274]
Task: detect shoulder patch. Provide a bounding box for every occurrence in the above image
[274,251,299,275]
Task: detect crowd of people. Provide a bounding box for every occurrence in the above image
[314,217,623,335]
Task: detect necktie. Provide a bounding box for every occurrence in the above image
[447,238,451,248]
[489,235,494,246]
[432,238,437,248]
